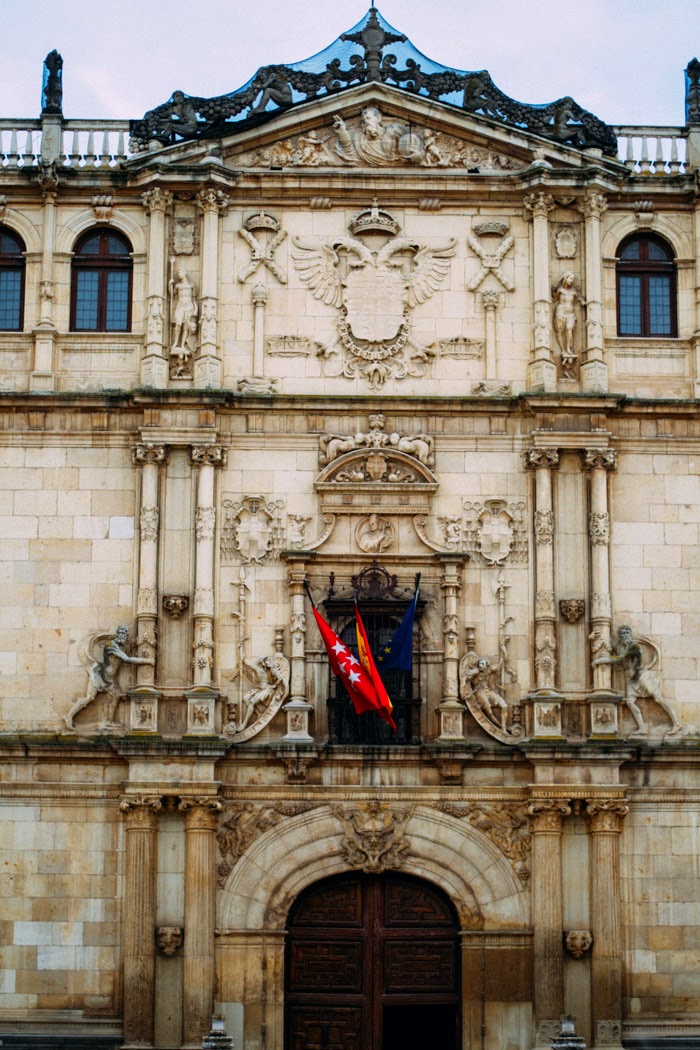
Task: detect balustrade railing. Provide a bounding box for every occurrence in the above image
[0,119,131,168]
[614,125,690,174]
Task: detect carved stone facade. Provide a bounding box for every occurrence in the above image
[1,11,700,1050]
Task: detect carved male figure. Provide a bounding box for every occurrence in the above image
[593,624,681,736]
[170,265,198,351]
[65,626,154,730]
[552,271,582,375]
[461,656,509,731]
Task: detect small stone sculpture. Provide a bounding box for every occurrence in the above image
[461,655,509,731]
[552,271,583,378]
[169,264,198,376]
[593,624,681,737]
[155,927,183,956]
[237,638,290,733]
[65,626,154,731]
[565,930,593,958]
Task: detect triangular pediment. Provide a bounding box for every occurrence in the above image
[126,6,617,174]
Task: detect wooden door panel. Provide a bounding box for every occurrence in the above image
[288,940,364,993]
[287,1007,364,1050]
[382,940,457,993]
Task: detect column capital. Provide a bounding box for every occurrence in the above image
[179,796,223,830]
[120,795,163,828]
[582,447,617,471]
[481,289,499,309]
[526,798,572,831]
[196,187,231,215]
[585,798,629,833]
[577,191,609,219]
[523,191,555,218]
[132,442,168,465]
[524,447,560,470]
[191,444,227,468]
[141,187,173,214]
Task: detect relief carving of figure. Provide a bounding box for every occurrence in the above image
[64,626,154,731]
[552,271,583,378]
[593,624,681,737]
[356,513,394,554]
[156,90,200,141]
[238,638,290,733]
[169,264,198,374]
[460,655,509,732]
[332,108,427,166]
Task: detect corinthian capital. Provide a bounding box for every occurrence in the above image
[526,798,572,832]
[582,448,617,472]
[133,443,168,465]
[141,187,173,214]
[196,188,231,215]
[191,445,227,468]
[524,447,560,470]
[585,798,629,833]
[577,191,608,220]
[523,192,555,219]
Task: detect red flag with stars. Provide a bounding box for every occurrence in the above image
[354,602,396,730]
[311,606,395,728]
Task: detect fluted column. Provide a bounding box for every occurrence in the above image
[577,191,609,393]
[195,188,229,388]
[141,187,173,388]
[527,797,572,1045]
[120,795,162,1048]
[524,192,556,392]
[191,445,226,686]
[179,797,222,1047]
[582,449,617,689]
[133,443,167,684]
[31,187,57,390]
[525,448,559,689]
[585,799,628,1048]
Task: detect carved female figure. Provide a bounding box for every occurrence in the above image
[170,265,198,351]
[552,270,583,376]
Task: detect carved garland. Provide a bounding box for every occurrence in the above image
[436,802,531,884]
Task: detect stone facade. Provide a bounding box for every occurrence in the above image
[1,13,700,1050]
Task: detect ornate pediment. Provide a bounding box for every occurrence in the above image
[129,8,616,158]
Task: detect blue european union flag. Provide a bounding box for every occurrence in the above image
[376,590,418,671]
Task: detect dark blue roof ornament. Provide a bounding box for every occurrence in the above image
[130,7,616,155]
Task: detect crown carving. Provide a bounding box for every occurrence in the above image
[348,199,400,237]
[244,210,281,233]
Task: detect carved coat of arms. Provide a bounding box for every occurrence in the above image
[293,201,455,386]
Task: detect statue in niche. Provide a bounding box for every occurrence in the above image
[64,626,154,731]
[169,264,198,377]
[593,625,682,737]
[552,271,583,378]
[460,654,509,732]
[237,636,290,733]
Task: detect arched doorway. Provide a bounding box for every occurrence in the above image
[284,871,460,1050]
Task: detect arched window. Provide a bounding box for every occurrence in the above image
[616,233,677,337]
[0,227,26,331]
[70,228,132,332]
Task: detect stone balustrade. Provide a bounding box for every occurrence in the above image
[0,118,131,168]
[613,125,689,174]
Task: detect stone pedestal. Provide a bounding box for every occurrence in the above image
[588,691,622,739]
[128,686,160,733]
[281,697,314,742]
[185,686,218,735]
[437,698,466,741]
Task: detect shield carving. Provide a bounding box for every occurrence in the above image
[342,265,407,343]
[479,509,514,564]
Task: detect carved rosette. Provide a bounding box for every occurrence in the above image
[589,511,610,546]
[142,187,173,215]
[332,802,413,875]
[133,443,168,466]
[526,799,571,833]
[585,799,629,834]
[436,802,530,884]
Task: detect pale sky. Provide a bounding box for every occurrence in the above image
[2,0,697,127]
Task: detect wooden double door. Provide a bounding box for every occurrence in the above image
[285,872,460,1050]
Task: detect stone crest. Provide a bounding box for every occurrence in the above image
[220,495,284,564]
[293,202,455,386]
[332,802,413,874]
[463,499,527,564]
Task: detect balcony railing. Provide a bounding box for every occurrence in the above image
[613,125,690,175]
[0,119,131,168]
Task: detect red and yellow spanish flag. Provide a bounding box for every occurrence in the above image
[355,601,396,731]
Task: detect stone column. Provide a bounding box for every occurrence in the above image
[141,187,173,388]
[133,443,167,685]
[282,554,313,741]
[252,282,268,379]
[120,795,162,1048]
[31,186,58,391]
[195,188,230,388]
[693,197,700,397]
[179,797,223,1048]
[191,445,226,687]
[524,192,556,392]
[577,191,609,394]
[527,797,572,1047]
[482,290,499,379]
[585,799,629,1048]
[582,449,617,690]
[437,556,466,739]
[525,448,559,690]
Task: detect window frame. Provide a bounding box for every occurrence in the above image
[0,226,26,332]
[70,227,133,333]
[615,232,677,338]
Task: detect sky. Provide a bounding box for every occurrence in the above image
[1,0,697,128]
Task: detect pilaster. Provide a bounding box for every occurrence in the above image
[582,449,617,695]
[437,556,466,740]
[133,443,168,687]
[30,187,58,391]
[525,448,560,691]
[524,192,556,392]
[577,191,609,393]
[141,187,173,389]
[195,188,229,387]
[191,445,227,686]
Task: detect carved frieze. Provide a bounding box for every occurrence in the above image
[216,802,321,885]
[332,802,413,875]
[220,495,284,563]
[320,413,434,467]
[436,802,530,884]
[294,202,454,386]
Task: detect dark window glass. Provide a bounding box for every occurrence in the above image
[0,227,25,331]
[71,228,132,332]
[616,234,676,337]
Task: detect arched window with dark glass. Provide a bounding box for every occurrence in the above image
[616,233,677,337]
[0,227,26,331]
[70,228,132,332]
